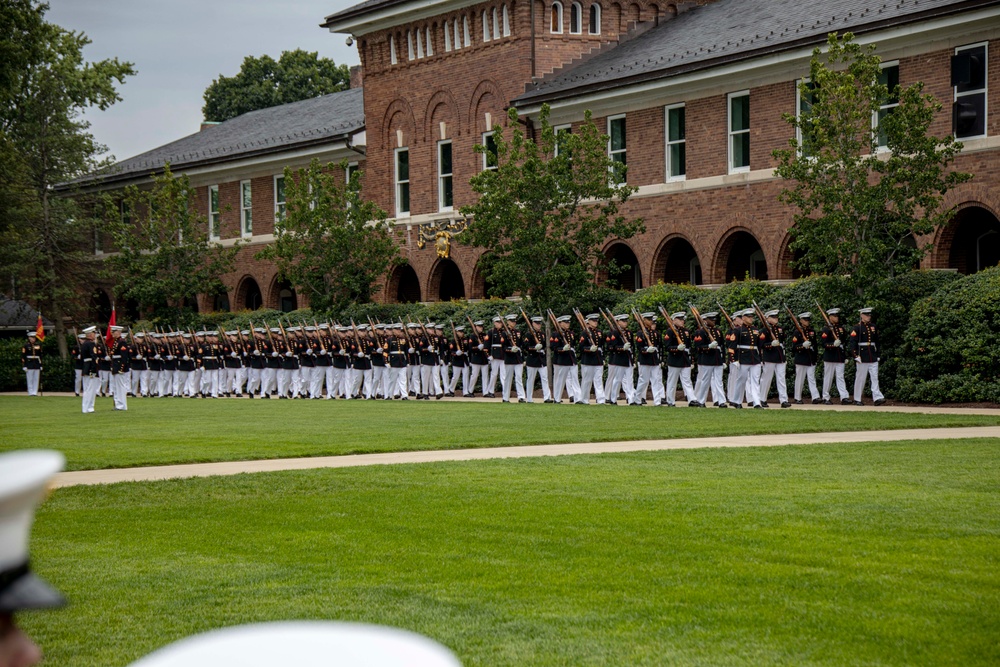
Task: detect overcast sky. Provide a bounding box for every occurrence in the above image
[46,0,360,163]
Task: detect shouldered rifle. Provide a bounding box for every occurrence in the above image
[366,317,383,350]
[783,305,806,340]
[248,320,262,352]
[658,305,686,354]
[630,308,652,346]
[573,308,596,347]
[277,320,290,353]
[464,313,484,346]
[265,321,277,352]
[752,301,777,341]
[717,302,735,329]
[520,307,541,346]
[450,319,462,352]
[689,304,715,343]
[547,309,569,346]
[814,300,834,329]
[350,319,364,353]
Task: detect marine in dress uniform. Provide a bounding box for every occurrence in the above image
[523,316,552,403]
[73,334,84,396]
[315,325,334,399]
[370,325,388,399]
[21,332,42,396]
[484,317,506,398]
[550,315,578,403]
[663,312,696,407]
[820,308,851,404]
[109,325,131,410]
[262,330,282,398]
[405,323,422,396]
[200,332,222,398]
[758,310,791,408]
[577,314,606,405]
[849,307,885,406]
[177,333,197,397]
[788,313,821,404]
[633,313,664,406]
[691,312,726,408]
[97,332,112,396]
[467,321,489,396]
[416,324,442,399]
[221,332,242,397]
[434,324,450,393]
[604,314,634,405]
[80,326,100,413]
[447,326,470,397]
[500,315,526,403]
[727,309,763,408]
[386,324,410,399]
[130,331,149,397]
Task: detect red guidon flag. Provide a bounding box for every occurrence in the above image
[35,313,45,341]
[105,305,116,347]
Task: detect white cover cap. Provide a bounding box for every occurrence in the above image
[127,622,462,667]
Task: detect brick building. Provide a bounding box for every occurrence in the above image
[77,0,1000,312]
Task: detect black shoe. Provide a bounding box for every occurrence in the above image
[854,400,864,406]
[793,399,803,405]
[544,399,554,403]
[608,400,618,405]
[554,400,562,404]
[841,398,852,405]
[715,402,727,408]
[641,399,647,405]
[812,398,822,404]
[760,402,769,408]
[822,399,832,405]
[732,403,743,409]
[249,394,255,399]
[463,393,475,398]
[279,396,287,399]
[446,392,455,397]
[664,403,675,407]
[435,394,443,400]
[518,399,526,403]
[261,395,270,399]
[502,399,510,403]
[781,402,791,408]
[873,398,886,406]
[753,404,763,409]
[408,391,415,396]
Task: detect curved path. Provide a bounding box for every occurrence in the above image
[53,425,1000,488]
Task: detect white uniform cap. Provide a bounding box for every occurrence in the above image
[110,325,124,331]
[555,315,571,322]
[82,326,97,333]
[472,321,484,326]
[671,312,686,320]
[764,310,779,318]
[241,330,250,336]
[531,316,543,323]
[504,315,517,321]
[126,622,462,667]
[270,328,281,333]
[0,450,66,612]
[492,316,501,322]
[826,308,841,315]
[859,307,873,314]
[640,312,655,319]
[26,331,36,337]
[585,313,599,321]
[77,333,86,339]
[798,312,812,319]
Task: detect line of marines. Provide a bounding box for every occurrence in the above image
[70,306,884,413]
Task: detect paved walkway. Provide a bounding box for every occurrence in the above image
[52,425,1000,488]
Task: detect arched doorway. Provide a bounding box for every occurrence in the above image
[719,231,767,282]
[603,243,642,291]
[237,277,263,311]
[213,293,231,312]
[471,259,501,300]
[653,237,702,285]
[778,236,807,280]
[388,264,421,303]
[941,206,1000,274]
[183,296,199,313]
[276,280,297,312]
[430,259,466,301]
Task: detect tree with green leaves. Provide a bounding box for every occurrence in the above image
[773,32,972,295]
[0,0,134,358]
[256,159,401,313]
[100,164,240,325]
[459,105,643,310]
[202,49,350,123]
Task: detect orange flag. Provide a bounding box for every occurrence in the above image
[35,313,45,341]
[105,305,116,347]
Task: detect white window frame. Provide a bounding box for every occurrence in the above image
[482,131,498,171]
[390,35,397,64]
[426,26,433,55]
[954,42,988,140]
[795,78,817,158]
[463,16,471,46]
[589,3,601,34]
[551,1,563,33]
[346,162,359,184]
[727,90,750,174]
[482,10,490,41]
[502,5,510,36]
[208,185,221,241]
[395,148,410,217]
[438,140,454,212]
[664,103,685,182]
[240,180,253,238]
[407,31,414,60]
[444,23,452,51]
[454,19,461,49]
[492,8,500,39]
[274,174,286,222]
[416,28,424,58]
[874,61,899,151]
[553,124,571,157]
[570,2,582,34]
[607,114,626,184]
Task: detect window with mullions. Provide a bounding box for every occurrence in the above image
[482,132,499,171]
[240,180,252,237]
[875,63,899,150]
[570,2,582,33]
[492,8,500,39]
[665,104,685,180]
[796,78,818,157]
[274,175,286,221]
[503,5,510,36]
[554,124,572,157]
[483,11,490,41]
[608,115,626,183]
[395,148,410,217]
[728,91,750,172]
[589,3,601,34]
[953,43,987,139]
[208,185,220,240]
[438,141,454,211]
[551,1,563,33]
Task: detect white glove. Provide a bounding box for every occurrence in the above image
[589,345,598,352]
[855,356,862,363]
[231,352,239,358]
[645,346,656,354]
[428,346,436,353]
[511,346,520,353]
[305,349,313,355]
[376,347,384,353]
[166,355,173,361]
[534,343,543,351]
[22,367,26,371]
[676,344,686,352]
[477,344,484,350]
[732,361,740,368]
[104,355,111,361]
[623,343,632,352]
[802,341,812,349]
[562,344,572,351]
[770,339,780,347]
[183,355,190,361]
[136,355,143,360]
[455,349,463,355]
[272,352,279,358]
[285,351,293,357]
[253,350,261,356]
[708,341,718,349]
[155,354,161,360]
[357,352,364,358]
[319,349,327,355]
[408,347,415,354]
[833,339,842,347]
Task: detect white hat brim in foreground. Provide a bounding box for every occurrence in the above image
[127,621,462,667]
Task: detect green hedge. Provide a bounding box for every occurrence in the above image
[0,335,76,393]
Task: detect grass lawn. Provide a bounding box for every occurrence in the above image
[1,396,1000,470]
[20,439,1000,666]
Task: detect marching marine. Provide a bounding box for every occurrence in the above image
[820,308,851,405]
[850,307,885,406]
[662,312,695,407]
[21,331,42,396]
[788,312,821,404]
[691,312,726,408]
[633,313,663,406]
[758,310,790,408]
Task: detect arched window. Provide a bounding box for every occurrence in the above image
[463,16,471,46]
[502,5,511,35]
[390,35,397,63]
[482,10,490,40]
[589,3,601,33]
[407,31,414,60]
[444,22,451,51]
[492,7,500,39]
[570,2,582,33]
[416,28,424,57]
[426,26,433,55]
[551,1,563,33]
[454,18,461,48]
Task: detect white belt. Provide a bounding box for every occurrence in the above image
[737,345,755,350]
[858,342,876,347]
[27,355,40,359]
[112,355,121,358]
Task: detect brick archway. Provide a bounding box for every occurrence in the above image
[234,276,263,311]
[935,204,1000,274]
[387,264,422,303]
[651,234,702,285]
[428,257,466,301]
[712,228,767,283]
[599,241,642,291]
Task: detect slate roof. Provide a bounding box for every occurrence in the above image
[67,87,364,189]
[516,0,996,106]
[0,298,52,332]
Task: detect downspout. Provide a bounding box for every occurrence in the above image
[530,0,536,80]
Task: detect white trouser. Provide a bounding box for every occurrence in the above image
[501,362,525,401]
[147,370,158,396]
[731,362,761,406]
[525,365,550,402]
[634,364,664,405]
[158,370,172,396]
[247,368,261,396]
[854,361,884,402]
[112,373,129,410]
[386,366,406,398]
[82,375,99,413]
[822,361,848,400]
[184,371,198,397]
[278,369,293,397]
[74,368,83,394]
[488,358,504,394]
[605,364,634,404]
[470,364,489,394]
[100,369,110,395]
[420,364,442,396]
[664,365,695,404]
[261,368,277,396]
[450,365,470,395]
[330,367,345,397]
[694,365,725,405]
[138,370,150,396]
[350,368,373,398]
[407,365,421,394]
[130,369,140,394]
[370,366,384,397]
[552,365,574,402]
[794,364,820,401]
[172,369,183,396]
[25,369,40,396]
[204,369,221,397]
[439,364,450,392]
[309,366,324,398]
[760,362,788,404]
[727,362,739,402]
[324,366,335,397]
[299,367,310,394]
[578,365,605,404]
[235,367,247,394]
